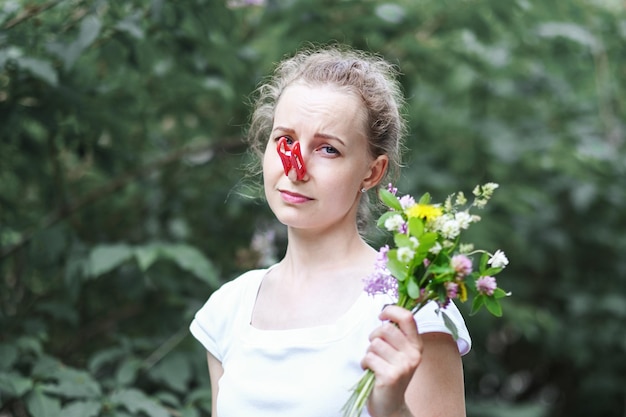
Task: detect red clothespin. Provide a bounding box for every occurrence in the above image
[276,137,306,180]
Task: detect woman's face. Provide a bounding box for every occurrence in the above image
[263,83,387,232]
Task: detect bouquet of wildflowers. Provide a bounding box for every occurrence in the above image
[342,183,510,417]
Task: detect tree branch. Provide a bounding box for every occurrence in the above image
[2,0,64,30]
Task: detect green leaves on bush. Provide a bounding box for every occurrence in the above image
[87,243,219,287]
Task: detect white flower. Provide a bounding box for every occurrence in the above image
[444,195,454,212]
[397,246,415,263]
[474,198,487,209]
[409,236,420,249]
[429,242,442,255]
[459,243,474,254]
[384,214,405,232]
[440,219,461,240]
[483,182,499,196]
[431,213,451,233]
[443,240,455,249]
[488,250,509,268]
[455,191,467,206]
[455,211,473,229]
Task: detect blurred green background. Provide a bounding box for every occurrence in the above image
[1,0,625,416]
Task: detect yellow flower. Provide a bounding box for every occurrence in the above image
[405,204,443,222]
[458,282,468,302]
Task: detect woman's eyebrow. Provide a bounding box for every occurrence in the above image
[273,126,345,146]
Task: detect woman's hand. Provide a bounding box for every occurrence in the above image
[361,305,423,417]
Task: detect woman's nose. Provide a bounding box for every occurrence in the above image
[277,138,308,181]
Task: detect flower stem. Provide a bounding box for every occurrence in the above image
[341,369,376,417]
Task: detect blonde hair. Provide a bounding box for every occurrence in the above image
[246,44,407,229]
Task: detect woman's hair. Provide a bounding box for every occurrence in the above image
[246,44,407,230]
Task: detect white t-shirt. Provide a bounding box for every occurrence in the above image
[189,267,471,417]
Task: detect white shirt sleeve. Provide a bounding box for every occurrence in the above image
[415,300,472,355]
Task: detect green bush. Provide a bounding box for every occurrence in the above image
[1,1,624,416]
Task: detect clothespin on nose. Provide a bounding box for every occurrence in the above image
[276,137,306,181]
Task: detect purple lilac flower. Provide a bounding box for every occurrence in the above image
[375,245,390,266]
[364,245,398,298]
[451,254,472,278]
[476,276,497,296]
[399,195,416,210]
[387,183,398,195]
[364,270,398,298]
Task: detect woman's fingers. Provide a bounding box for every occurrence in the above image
[362,306,425,417]
[361,305,423,378]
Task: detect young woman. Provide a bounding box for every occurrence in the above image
[190,45,471,417]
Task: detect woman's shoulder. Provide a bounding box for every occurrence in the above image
[212,267,268,298]
[189,267,272,359]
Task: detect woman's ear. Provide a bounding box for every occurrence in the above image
[362,155,389,190]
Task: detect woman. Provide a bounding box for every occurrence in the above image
[190,45,471,417]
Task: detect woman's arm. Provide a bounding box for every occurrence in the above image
[206,351,224,417]
[405,332,466,417]
[363,306,466,417]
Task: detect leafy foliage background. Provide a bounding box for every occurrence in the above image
[1,1,625,416]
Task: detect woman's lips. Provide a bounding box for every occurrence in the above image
[279,190,313,204]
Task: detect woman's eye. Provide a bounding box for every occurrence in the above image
[277,136,294,145]
[320,145,339,155]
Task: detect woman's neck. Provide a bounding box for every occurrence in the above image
[279,223,376,282]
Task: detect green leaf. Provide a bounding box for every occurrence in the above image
[407,217,424,237]
[115,17,145,40]
[0,343,18,370]
[109,388,169,417]
[537,22,599,51]
[155,391,181,408]
[379,188,402,211]
[134,245,160,271]
[31,355,61,378]
[386,252,408,281]
[470,294,485,316]
[26,386,61,417]
[480,267,502,276]
[88,244,134,278]
[407,278,421,299]
[88,348,125,374]
[376,210,398,229]
[78,15,102,49]
[394,233,411,248]
[479,252,489,272]
[181,407,201,417]
[441,311,459,340]
[16,336,43,356]
[416,232,438,254]
[0,371,33,397]
[115,358,142,387]
[42,368,101,399]
[484,297,503,317]
[15,57,58,86]
[148,353,191,393]
[427,264,455,276]
[161,244,220,288]
[61,400,102,417]
[185,388,212,411]
[493,287,509,299]
[418,192,431,205]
